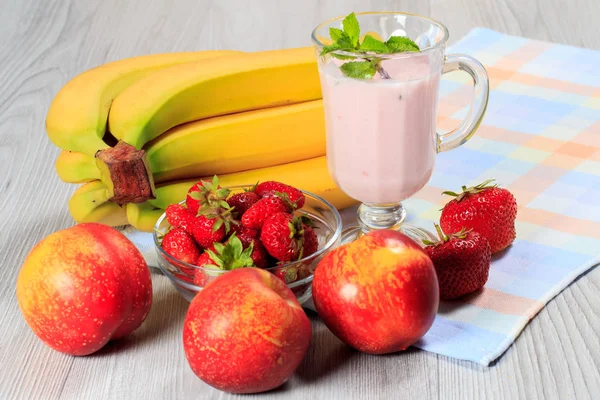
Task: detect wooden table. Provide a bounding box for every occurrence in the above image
[1,0,599,399]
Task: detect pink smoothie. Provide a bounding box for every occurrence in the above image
[319,55,440,204]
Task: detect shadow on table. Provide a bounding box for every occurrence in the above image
[89,280,188,357]
[295,313,359,383]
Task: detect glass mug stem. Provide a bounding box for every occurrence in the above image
[357,203,407,232]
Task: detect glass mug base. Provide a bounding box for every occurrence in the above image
[341,202,437,246]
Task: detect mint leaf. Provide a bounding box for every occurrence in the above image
[329,27,345,41]
[359,35,390,53]
[342,12,360,46]
[330,52,358,61]
[323,13,420,80]
[320,43,340,56]
[340,61,376,79]
[320,34,355,56]
[385,36,420,52]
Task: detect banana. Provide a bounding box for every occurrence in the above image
[147,156,355,213]
[57,100,327,184]
[46,50,239,156]
[108,47,321,149]
[68,157,356,231]
[56,151,101,183]
[147,100,326,182]
[126,202,165,232]
[68,181,128,226]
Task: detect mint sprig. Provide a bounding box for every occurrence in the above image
[342,12,360,46]
[340,61,377,79]
[385,36,420,52]
[359,35,390,53]
[320,12,420,79]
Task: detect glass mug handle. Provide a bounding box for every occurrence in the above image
[437,54,489,153]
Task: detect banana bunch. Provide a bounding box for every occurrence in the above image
[50,47,355,231]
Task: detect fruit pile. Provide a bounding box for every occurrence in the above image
[424,179,517,299]
[47,48,357,231]
[160,177,319,287]
[16,178,518,395]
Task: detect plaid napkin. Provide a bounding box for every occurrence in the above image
[124,28,599,366]
[406,28,600,365]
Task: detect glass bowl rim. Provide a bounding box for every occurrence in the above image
[153,185,343,272]
[310,11,450,59]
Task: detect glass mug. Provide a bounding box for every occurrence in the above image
[311,12,489,242]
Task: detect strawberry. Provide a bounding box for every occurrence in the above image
[223,231,268,268]
[194,234,256,287]
[440,179,517,254]
[161,228,201,264]
[424,225,492,300]
[193,252,218,286]
[274,266,298,284]
[227,191,260,215]
[255,181,305,209]
[273,264,311,285]
[191,215,226,249]
[165,203,194,232]
[210,235,255,268]
[186,176,230,216]
[193,234,258,286]
[241,196,289,230]
[301,225,319,258]
[230,224,259,248]
[249,239,268,268]
[195,252,216,268]
[260,213,316,262]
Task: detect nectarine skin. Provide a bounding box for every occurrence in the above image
[183,268,311,394]
[312,230,439,354]
[16,223,152,356]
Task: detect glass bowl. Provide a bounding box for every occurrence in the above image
[153,185,342,305]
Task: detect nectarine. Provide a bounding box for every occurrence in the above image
[312,230,438,354]
[183,268,311,393]
[17,223,152,356]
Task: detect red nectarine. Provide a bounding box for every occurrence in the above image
[16,223,152,356]
[183,268,311,394]
[312,230,438,354]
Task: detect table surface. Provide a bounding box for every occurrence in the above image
[1,0,599,399]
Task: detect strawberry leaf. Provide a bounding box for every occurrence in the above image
[212,218,224,233]
[213,242,225,254]
[444,179,499,202]
[189,191,203,200]
[217,235,255,270]
[246,181,259,192]
[441,190,459,197]
[278,266,298,283]
[206,249,224,268]
[216,188,230,198]
[300,215,316,228]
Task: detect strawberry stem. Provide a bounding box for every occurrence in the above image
[450,227,471,239]
[434,223,448,242]
[442,179,498,202]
